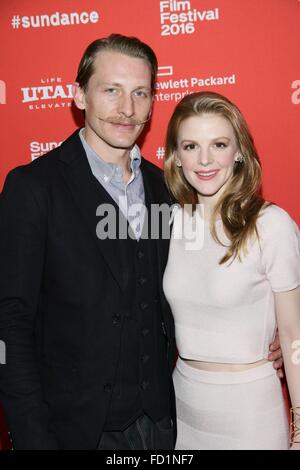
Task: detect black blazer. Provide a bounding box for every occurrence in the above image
[0,130,176,449]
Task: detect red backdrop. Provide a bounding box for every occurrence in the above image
[0,0,299,449]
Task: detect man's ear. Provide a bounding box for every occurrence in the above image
[72,82,86,110]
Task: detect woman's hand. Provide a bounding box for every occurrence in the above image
[290,441,300,450]
[268,330,284,379]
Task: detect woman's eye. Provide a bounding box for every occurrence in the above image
[183,143,196,150]
[214,142,227,149]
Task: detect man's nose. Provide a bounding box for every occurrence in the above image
[117,93,134,117]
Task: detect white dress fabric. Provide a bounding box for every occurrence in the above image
[163,204,300,450]
[173,358,289,450]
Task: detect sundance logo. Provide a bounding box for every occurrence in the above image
[11,11,99,29]
[160,0,219,36]
[21,77,73,110]
[30,141,62,161]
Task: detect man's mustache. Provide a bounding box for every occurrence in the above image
[96,114,151,126]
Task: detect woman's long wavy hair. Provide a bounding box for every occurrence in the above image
[164,91,268,264]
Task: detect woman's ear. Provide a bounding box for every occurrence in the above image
[175,156,182,167]
[234,151,245,163]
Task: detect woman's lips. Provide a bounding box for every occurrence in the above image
[194,170,220,181]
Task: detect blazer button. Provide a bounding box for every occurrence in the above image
[141,380,149,390]
[137,250,145,259]
[140,302,149,311]
[103,383,112,392]
[112,314,120,325]
[142,355,150,363]
[138,277,147,286]
[142,328,149,336]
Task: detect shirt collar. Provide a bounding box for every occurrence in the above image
[79,128,142,184]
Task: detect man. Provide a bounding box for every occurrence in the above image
[0,34,283,450]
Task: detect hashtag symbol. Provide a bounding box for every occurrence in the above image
[156,147,165,160]
[11,16,21,29]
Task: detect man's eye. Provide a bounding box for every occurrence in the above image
[105,88,117,94]
[134,90,148,98]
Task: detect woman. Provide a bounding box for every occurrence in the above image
[163,91,300,450]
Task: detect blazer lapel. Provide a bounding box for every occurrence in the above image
[57,131,125,293]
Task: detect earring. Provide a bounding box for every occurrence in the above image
[175,158,182,167]
[235,153,245,163]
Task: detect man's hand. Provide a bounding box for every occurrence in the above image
[268,330,284,379]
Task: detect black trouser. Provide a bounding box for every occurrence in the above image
[97,414,174,450]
